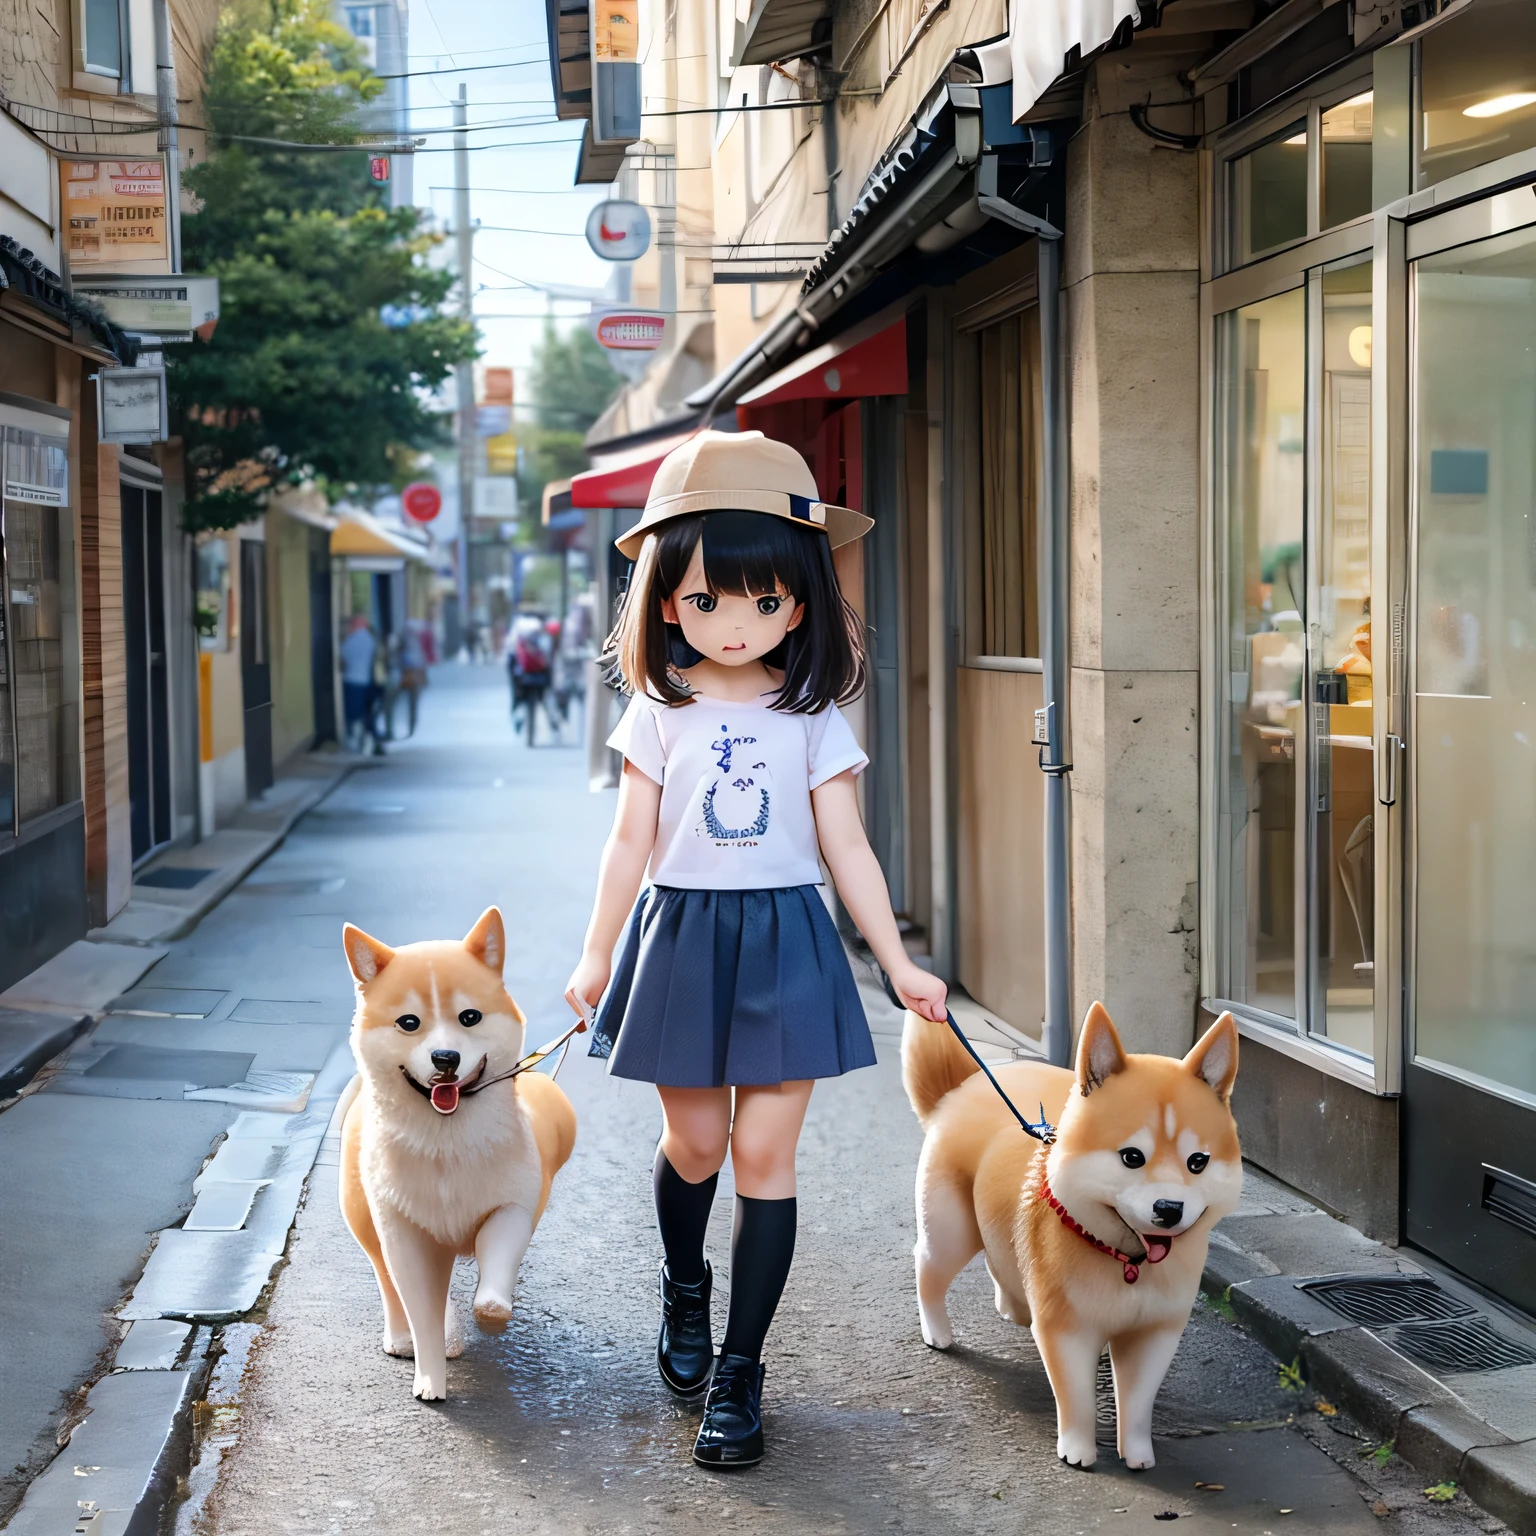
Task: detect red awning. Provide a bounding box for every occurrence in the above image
[736,314,906,409]
[570,430,695,509]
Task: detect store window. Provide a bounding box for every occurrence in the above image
[1419,0,1536,189]
[1214,287,1306,1020]
[0,427,80,834]
[1321,92,1374,229]
[1229,121,1308,267]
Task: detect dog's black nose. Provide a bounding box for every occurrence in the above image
[1151,1199,1184,1228]
[430,1049,461,1075]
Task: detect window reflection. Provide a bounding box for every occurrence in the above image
[1322,93,1373,229]
[1414,228,1536,1098]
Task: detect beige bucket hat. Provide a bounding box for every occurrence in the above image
[614,429,873,561]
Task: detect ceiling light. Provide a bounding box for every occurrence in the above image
[1463,92,1536,119]
[1348,325,1372,369]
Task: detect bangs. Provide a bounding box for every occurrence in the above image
[690,510,817,599]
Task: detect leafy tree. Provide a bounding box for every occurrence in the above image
[171,0,475,530]
[517,320,623,527]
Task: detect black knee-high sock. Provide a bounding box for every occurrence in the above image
[720,1194,797,1362]
[653,1148,718,1285]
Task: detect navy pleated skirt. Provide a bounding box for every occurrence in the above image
[589,885,876,1088]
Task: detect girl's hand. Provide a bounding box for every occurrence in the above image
[565,953,611,1020]
[890,962,947,1023]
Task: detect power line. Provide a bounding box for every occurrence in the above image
[376,58,548,80]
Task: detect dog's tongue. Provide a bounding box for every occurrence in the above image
[1143,1236,1173,1264]
[429,1079,461,1115]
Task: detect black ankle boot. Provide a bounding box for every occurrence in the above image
[657,1261,713,1396]
[692,1353,765,1468]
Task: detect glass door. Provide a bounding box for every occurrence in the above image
[1212,259,1378,1061]
[1406,216,1536,1313]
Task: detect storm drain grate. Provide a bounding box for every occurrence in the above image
[1300,1274,1474,1327]
[1390,1318,1536,1374]
[137,866,216,890]
[1301,1273,1536,1374]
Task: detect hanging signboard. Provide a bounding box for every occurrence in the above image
[70,275,220,343]
[97,367,169,444]
[585,200,651,261]
[370,156,390,183]
[61,158,170,274]
[594,310,666,350]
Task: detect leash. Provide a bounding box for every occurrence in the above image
[938,1007,1057,1144]
[463,1014,589,1095]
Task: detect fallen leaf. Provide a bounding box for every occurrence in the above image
[1315,1400,1338,1416]
[1194,1483,1225,1492]
[1371,1500,1390,1518]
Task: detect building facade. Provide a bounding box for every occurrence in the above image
[556,0,1536,1318]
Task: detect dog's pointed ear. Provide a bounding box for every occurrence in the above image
[463,907,505,974]
[343,924,394,986]
[1184,1011,1240,1102]
[1076,1001,1128,1095]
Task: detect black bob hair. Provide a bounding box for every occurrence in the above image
[606,509,866,714]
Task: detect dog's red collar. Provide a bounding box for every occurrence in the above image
[1041,1180,1143,1285]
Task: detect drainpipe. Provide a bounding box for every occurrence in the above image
[152,0,181,272]
[975,155,1073,1068]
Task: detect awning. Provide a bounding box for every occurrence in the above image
[570,429,697,510]
[737,0,832,66]
[330,509,434,563]
[1005,0,1139,123]
[737,312,906,408]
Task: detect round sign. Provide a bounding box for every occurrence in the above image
[585,199,652,262]
[401,482,442,523]
[595,311,665,351]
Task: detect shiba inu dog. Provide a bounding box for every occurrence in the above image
[338,908,576,1401]
[902,1003,1241,1470]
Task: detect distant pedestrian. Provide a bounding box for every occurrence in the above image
[396,619,429,737]
[339,614,383,755]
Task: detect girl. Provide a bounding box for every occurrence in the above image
[565,431,946,1469]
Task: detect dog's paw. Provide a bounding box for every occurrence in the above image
[473,1292,514,1333]
[1120,1438,1156,1471]
[412,1372,447,1402]
[383,1330,414,1358]
[919,1312,954,1351]
[1057,1431,1098,1469]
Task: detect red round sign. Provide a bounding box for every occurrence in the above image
[401,482,441,523]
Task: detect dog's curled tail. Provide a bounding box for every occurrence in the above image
[901,1009,980,1125]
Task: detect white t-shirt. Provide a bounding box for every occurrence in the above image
[609,691,868,890]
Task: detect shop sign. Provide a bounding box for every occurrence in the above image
[585,200,651,261]
[401,482,442,523]
[595,310,665,350]
[70,275,220,343]
[62,158,170,273]
[97,367,168,444]
[370,156,390,183]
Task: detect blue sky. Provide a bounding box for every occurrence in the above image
[404,0,615,408]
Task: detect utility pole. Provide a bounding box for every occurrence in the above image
[453,84,474,652]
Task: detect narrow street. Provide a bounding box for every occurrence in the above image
[135,667,1494,1536]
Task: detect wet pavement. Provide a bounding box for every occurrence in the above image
[142,666,1502,1536]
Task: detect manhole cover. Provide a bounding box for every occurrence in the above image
[137,867,216,890]
[1301,1274,1475,1327]
[1391,1318,1536,1374]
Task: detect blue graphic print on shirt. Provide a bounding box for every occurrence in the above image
[698,724,771,842]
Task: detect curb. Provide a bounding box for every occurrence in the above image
[1202,1256,1536,1535]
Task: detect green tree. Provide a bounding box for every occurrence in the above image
[171,0,475,530]
[518,320,623,525]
